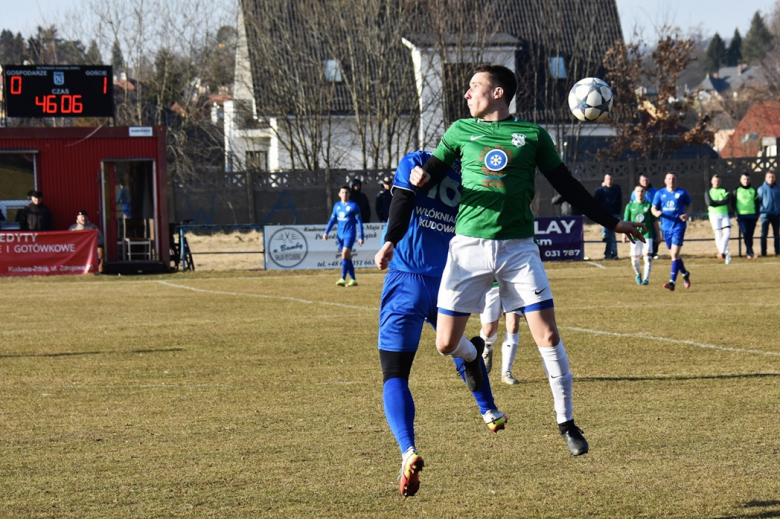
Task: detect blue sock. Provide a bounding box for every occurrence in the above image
[453,358,496,414]
[670,259,680,282]
[383,378,415,454]
[346,259,355,280]
[678,258,687,275]
[341,259,348,280]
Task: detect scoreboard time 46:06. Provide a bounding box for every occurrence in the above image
[3,65,114,118]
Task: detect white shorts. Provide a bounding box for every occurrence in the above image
[438,235,552,316]
[709,214,731,232]
[480,286,502,324]
[629,238,653,257]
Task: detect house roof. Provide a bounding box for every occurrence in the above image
[240,0,623,119]
[720,100,780,158]
[697,65,767,95]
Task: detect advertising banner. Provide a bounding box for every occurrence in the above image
[264,216,584,270]
[264,223,385,270]
[0,230,98,276]
[534,216,584,261]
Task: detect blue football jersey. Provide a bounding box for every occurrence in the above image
[325,201,364,239]
[384,151,461,276]
[652,188,692,232]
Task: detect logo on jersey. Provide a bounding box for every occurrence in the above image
[665,200,676,208]
[470,135,486,141]
[268,228,308,268]
[484,149,508,172]
[636,213,645,223]
[512,133,526,147]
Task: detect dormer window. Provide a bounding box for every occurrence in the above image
[549,56,567,79]
[323,59,343,82]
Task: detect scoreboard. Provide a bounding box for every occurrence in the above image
[3,65,114,118]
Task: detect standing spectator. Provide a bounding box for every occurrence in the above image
[23,190,53,231]
[705,174,732,263]
[375,176,393,222]
[758,170,780,257]
[593,173,623,260]
[69,210,105,273]
[349,178,371,223]
[623,185,655,285]
[652,172,692,292]
[116,182,132,219]
[323,185,364,286]
[631,174,660,258]
[731,173,759,259]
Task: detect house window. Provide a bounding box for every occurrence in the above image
[323,59,343,82]
[246,150,268,171]
[549,56,567,79]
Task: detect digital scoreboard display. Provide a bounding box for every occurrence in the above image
[3,65,114,118]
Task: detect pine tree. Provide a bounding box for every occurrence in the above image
[86,39,102,65]
[111,40,125,74]
[742,11,772,63]
[725,29,742,66]
[704,32,726,72]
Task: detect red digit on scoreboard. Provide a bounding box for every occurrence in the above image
[103,76,107,94]
[10,76,22,95]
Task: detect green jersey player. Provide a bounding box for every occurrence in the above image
[411,63,645,456]
[623,186,655,285]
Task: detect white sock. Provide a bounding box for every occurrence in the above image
[447,335,477,362]
[502,342,518,373]
[538,341,573,423]
[643,257,652,280]
[480,331,497,349]
[504,332,519,345]
[631,256,641,275]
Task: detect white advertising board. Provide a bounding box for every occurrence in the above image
[264,223,385,270]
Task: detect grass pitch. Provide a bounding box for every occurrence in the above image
[1,257,780,518]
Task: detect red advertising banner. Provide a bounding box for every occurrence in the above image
[0,230,98,276]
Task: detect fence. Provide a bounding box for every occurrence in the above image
[170,156,778,226]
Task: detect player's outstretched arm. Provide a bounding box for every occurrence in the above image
[614,220,646,244]
[411,156,449,190]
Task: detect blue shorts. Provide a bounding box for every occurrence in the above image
[663,228,686,248]
[378,270,440,353]
[337,234,356,250]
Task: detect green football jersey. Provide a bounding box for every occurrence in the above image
[432,117,562,240]
[623,200,654,239]
[708,187,729,216]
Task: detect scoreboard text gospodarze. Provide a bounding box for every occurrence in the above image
[3,65,114,118]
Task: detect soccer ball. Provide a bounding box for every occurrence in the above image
[568,77,613,122]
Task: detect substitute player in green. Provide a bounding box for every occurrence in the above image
[623,185,655,285]
[411,64,645,456]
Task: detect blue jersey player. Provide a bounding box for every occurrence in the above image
[652,172,693,291]
[323,185,364,286]
[374,151,506,497]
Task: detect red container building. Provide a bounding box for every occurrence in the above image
[0,126,170,273]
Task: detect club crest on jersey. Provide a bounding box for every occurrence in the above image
[674,193,680,199]
[511,133,526,147]
[483,149,508,172]
[636,213,645,222]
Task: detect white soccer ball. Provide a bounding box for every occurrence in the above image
[568,77,613,122]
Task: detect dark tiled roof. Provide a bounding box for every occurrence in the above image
[241,0,623,118]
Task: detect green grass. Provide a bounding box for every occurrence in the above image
[1,258,780,518]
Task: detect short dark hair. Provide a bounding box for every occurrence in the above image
[474,64,517,107]
[339,185,350,192]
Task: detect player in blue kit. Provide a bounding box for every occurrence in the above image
[323,185,364,286]
[652,172,692,291]
[374,151,506,497]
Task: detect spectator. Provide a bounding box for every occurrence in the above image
[375,176,393,222]
[731,173,759,259]
[69,210,105,273]
[349,178,371,223]
[758,170,780,257]
[705,174,732,263]
[593,173,623,260]
[116,182,132,219]
[631,174,660,258]
[22,190,53,231]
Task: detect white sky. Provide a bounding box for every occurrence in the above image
[2,0,777,42]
